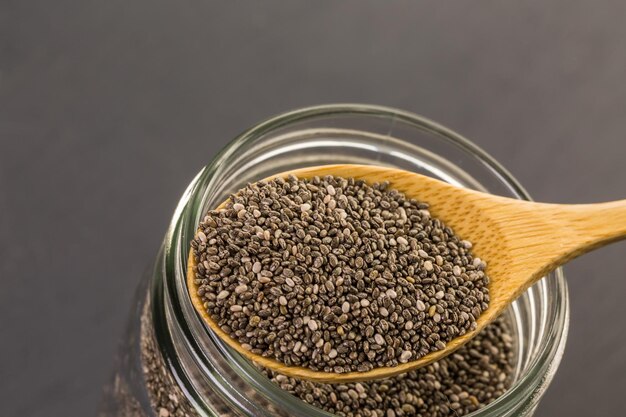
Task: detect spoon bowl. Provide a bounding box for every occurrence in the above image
[188,164,626,383]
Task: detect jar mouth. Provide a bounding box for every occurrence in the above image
[165,104,570,417]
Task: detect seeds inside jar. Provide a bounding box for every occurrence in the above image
[264,315,514,417]
[191,174,490,373]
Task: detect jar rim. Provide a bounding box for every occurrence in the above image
[165,103,569,416]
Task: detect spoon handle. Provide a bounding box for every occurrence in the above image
[548,200,626,261]
[499,199,626,289]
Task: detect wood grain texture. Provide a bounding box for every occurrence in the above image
[187,164,626,383]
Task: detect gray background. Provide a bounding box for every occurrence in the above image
[1,1,625,416]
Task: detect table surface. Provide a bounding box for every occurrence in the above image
[2,1,626,416]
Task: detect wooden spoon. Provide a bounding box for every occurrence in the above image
[187,164,626,383]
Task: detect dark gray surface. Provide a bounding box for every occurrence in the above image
[1,1,626,416]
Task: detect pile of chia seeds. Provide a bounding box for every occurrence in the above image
[135,311,514,417]
[191,175,490,373]
[266,316,514,417]
[141,304,201,417]
[135,309,513,417]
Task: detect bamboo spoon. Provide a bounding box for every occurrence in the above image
[187,164,626,383]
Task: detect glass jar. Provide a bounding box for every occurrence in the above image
[99,104,569,417]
